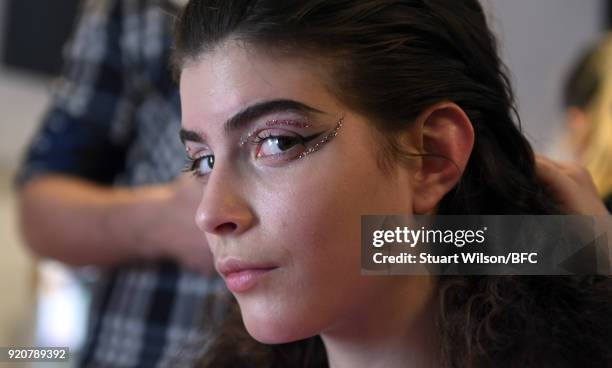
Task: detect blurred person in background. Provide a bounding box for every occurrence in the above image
[562,33,612,211]
[15,0,219,366]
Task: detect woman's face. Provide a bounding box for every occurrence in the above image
[180,41,425,343]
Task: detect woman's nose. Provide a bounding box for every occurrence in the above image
[195,169,255,236]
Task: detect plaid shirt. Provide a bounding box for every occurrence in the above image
[16,0,223,366]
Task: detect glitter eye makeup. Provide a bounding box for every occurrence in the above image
[296,117,343,159]
[242,116,344,162]
[239,119,312,147]
[183,116,344,178]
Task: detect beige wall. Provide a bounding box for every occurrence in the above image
[485,0,603,152]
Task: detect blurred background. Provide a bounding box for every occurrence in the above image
[0,0,608,367]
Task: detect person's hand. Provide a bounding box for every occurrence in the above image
[143,173,214,275]
[535,154,609,215]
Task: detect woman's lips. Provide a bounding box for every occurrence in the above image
[217,258,278,293]
[224,268,275,292]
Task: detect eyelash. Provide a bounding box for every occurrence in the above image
[183,118,343,179]
[183,155,213,179]
[247,130,322,157]
[182,132,318,179]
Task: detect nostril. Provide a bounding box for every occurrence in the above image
[215,222,237,234]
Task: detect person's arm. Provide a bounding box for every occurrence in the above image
[15,0,213,274]
[18,174,212,272]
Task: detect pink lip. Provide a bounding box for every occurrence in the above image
[217,258,277,293]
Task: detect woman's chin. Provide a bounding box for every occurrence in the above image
[241,310,318,344]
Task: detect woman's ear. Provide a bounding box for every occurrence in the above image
[411,102,474,214]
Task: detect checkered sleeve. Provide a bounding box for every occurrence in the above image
[14,0,135,187]
[13,0,222,366]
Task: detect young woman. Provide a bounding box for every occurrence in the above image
[173,1,612,366]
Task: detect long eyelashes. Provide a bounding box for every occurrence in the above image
[183,117,344,178]
[245,130,324,154]
[245,117,344,159]
[183,155,214,178]
[239,119,312,147]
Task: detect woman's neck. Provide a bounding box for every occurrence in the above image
[320,276,439,368]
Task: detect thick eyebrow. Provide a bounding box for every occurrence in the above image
[179,99,326,145]
[179,129,204,145]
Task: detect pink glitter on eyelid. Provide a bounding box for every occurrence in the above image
[239,119,312,146]
[265,119,311,128]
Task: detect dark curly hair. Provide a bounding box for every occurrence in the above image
[172,0,612,366]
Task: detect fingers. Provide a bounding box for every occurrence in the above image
[534,155,573,197]
[535,154,598,192]
[535,154,609,215]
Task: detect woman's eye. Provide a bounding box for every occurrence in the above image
[257,136,304,158]
[187,155,215,177]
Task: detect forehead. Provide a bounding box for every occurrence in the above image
[179,42,337,130]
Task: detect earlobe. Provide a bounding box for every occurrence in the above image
[411,102,475,214]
